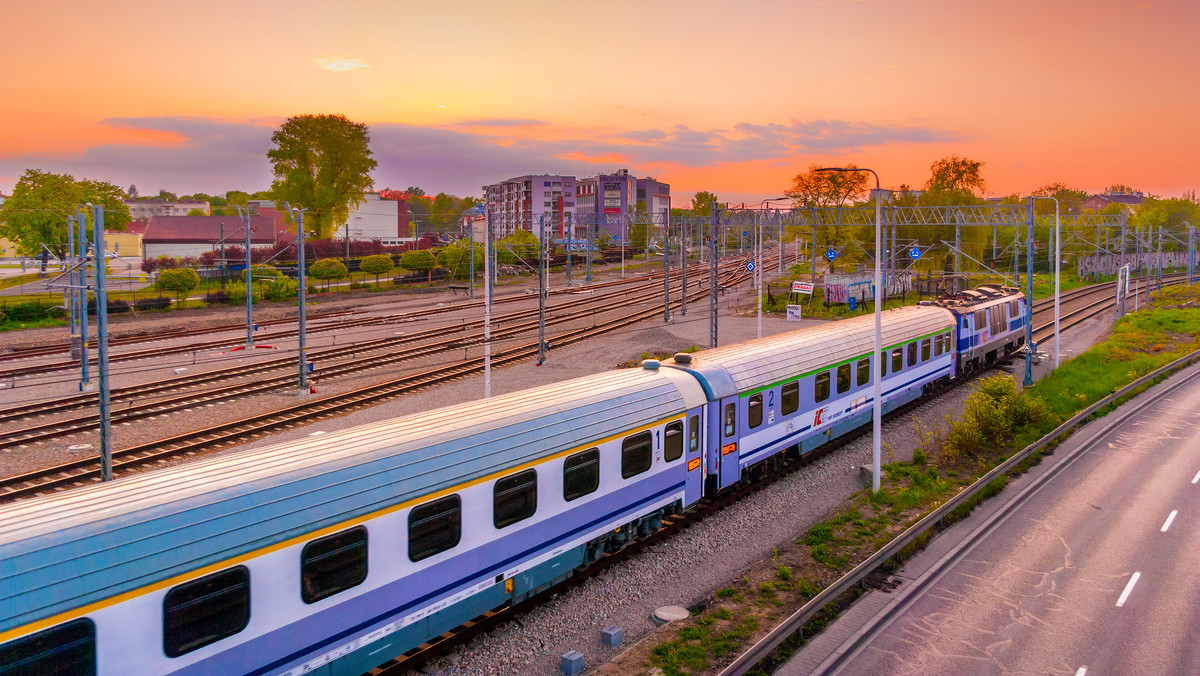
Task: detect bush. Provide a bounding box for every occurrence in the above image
[359,254,395,286]
[263,278,298,301]
[400,250,437,282]
[308,259,348,290]
[155,267,201,302]
[0,300,65,322]
[204,291,230,305]
[349,281,368,290]
[133,297,172,311]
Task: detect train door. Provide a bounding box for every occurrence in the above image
[684,408,704,505]
[704,397,741,493]
[717,396,741,490]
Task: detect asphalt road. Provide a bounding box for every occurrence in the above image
[830,369,1200,676]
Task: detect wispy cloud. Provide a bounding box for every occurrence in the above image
[453,119,548,127]
[314,56,370,72]
[0,116,956,197]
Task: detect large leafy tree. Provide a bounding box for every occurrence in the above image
[429,192,458,231]
[922,155,986,204]
[1031,182,1089,216]
[0,169,131,257]
[267,114,377,239]
[785,164,869,262]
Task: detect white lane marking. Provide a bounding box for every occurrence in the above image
[1161,510,1178,532]
[1192,469,1200,484]
[1116,571,1141,607]
[1076,668,1087,676]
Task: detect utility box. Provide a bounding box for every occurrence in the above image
[560,650,584,675]
[601,626,622,648]
[70,334,83,360]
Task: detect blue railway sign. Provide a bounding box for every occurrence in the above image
[825,248,837,261]
[746,261,756,272]
[909,247,922,260]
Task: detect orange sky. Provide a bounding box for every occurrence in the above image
[2,0,1198,204]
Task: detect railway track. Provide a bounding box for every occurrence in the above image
[0,260,759,501]
[0,264,710,381]
[0,256,752,423]
[0,280,713,448]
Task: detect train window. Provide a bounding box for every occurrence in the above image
[836,363,851,394]
[622,431,653,478]
[781,382,799,414]
[891,348,903,373]
[409,495,462,561]
[665,421,685,461]
[688,416,700,451]
[945,332,953,352]
[961,316,968,329]
[563,448,600,501]
[921,339,931,361]
[906,342,917,367]
[814,372,831,402]
[163,566,250,658]
[856,358,870,387]
[723,403,736,438]
[301,526,367,604]
[494,469,538,528]
[748,394,764,429]
[0,618,95,675]
[879,352,887,378]
[934,334,943,357]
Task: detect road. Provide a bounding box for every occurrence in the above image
[815,366,1200,676]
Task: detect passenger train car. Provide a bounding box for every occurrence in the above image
[0,287,1023,676]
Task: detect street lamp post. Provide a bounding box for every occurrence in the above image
[233,205,255,347]
[1031,196,1060,368]
[816,168,883,493]
[281,202,310,392]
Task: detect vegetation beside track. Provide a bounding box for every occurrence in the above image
[621,283,1200,676]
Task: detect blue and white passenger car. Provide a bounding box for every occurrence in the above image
[666,305,957,492]
[0,367,706,676]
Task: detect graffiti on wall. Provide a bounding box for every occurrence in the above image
[1076,252,1190,277]
[823,272,913,304]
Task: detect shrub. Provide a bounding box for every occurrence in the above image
[133,297,172,311]
[436,242,483,280]
[400,250,437,282]
[155,267,201,302]
[0,300,65,322]
[263,278,298,301]
[359,254,395,286]
[308,259,348,291]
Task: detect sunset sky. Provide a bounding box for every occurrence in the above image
[2,0,1197,205]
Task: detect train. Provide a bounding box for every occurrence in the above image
[0,284,1025,676]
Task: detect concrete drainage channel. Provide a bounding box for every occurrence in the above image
[719,346,1200,676]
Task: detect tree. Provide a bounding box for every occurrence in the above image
[923,155,986,200]
[429,192,457,231]
[689,191,719,217]
[155,267,200,303]
[436,243,482,280]
[128,184,139,199]
[1031,182,1089,215]
[1105,184,1138,195]
[784,164,868,208]
[360,254,394,287]
[496,230,539,266]
[225,190,250,205]
[267,113,377,239]
[186,208,206,217]
[400,249,437,282]
[308,258,348,291]
[157,189,179,201]
[0,169,131,258]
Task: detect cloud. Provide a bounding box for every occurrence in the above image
[453,119,549,127]
[314,56,370,72]
[0,116,956,197]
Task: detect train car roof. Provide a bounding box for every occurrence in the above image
[0,366,706,633]
[667,305,955,399]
